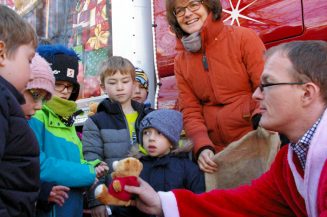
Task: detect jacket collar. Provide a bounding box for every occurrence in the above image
[97,98,145,114]
[141,152,189,167]
[0,75,25,104]
[176,13,225,52]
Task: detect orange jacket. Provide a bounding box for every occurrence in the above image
[174,13,265,157]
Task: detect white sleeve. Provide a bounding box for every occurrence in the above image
[158,191,180,217]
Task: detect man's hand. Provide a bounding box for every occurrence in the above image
[197,149,218,173]
[48,185,70,206]
[125,178,164,216]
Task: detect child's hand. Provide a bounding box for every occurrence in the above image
[48,185,70,206]
[95,162,109,178]
[91,177,99,190]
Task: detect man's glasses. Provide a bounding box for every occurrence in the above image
[28,89,48,104]
[259,82,306,92]
[173,0,203,18]
[55,83,75,93]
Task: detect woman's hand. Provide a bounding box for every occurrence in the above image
[197,149,218,173]
[125,178,164,216]
[48,185,70,206]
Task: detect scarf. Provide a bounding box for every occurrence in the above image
[288,108,327,217]
[181,32,202,53]
[45,96,82,126]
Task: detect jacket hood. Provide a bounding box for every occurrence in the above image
[97,98,146,114]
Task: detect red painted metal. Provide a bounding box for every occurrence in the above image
[154,0,327,109]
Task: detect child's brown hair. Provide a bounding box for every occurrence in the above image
[0,5,38,57]
[99,56,135,85]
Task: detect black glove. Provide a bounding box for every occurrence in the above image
[251,113,261,130]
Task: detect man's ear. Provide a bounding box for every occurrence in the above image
[0,41,7,67]
[301,82,320,106]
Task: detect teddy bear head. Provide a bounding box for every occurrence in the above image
[111,157,143,178]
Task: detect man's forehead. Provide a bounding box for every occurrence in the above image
[261,52,292,81]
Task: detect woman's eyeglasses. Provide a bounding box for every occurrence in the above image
[173,0,203,18]
[28,89,48,104]
[55,83,75,93]
[259,82,306,92]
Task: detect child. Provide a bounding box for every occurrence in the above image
[22,53,54,119]
[139,109,204,193]
[118,109,205,217]
[82,56,152,216]
[22,53,71,213]
[132,67,149,106]
[28,44,108,217]
[0,5,40,217]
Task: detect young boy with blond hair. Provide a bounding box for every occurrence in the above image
[132,67,149,104]
[82,56,152,216]
[0,4,39,216]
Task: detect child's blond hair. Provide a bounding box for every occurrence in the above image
[99,56,135,85]
[0,5,38,57]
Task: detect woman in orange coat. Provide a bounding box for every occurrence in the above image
[166,0,265,172]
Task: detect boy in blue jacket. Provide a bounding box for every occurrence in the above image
[139,109,204,194]
[116,109,204,217]
[0,5,39,217]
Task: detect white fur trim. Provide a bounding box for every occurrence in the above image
[158,191,180,217]
[288,109,327,217]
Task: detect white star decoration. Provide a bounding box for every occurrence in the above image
[223,0,265,26]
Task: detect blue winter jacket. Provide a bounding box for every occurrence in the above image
[29,104,100,217]
[140,153,205,193]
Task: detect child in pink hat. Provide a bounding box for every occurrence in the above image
[21,53,71,212]
[22,53,55,119]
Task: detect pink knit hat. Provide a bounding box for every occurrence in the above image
[27,53,55,100]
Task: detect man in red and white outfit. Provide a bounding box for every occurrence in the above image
[126,40,327,217]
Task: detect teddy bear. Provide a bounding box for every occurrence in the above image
[87,102,99,116]
[94,157,143,206]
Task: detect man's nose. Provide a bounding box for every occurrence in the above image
[252,87,263,101]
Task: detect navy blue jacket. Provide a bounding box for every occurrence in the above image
[0,76,40,217]
[113,152,205,217]
[140,153,205,193]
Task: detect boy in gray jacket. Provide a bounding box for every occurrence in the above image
[82,56,152,216]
